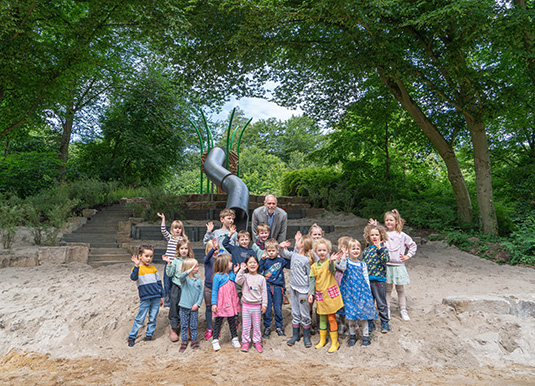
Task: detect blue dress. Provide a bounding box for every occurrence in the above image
[340,260,378,321]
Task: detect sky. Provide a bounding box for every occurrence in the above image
[210,96,303,123]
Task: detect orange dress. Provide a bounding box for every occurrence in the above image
[310,260,344,315]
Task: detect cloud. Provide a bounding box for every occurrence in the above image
[211,96,303,122]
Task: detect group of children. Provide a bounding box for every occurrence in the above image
[127,208,417,354]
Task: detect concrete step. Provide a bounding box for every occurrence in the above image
[90,248,130,255]
[89,254,132,262]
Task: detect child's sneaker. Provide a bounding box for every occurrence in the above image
[241,342,249,352]
[127,338,135,347]
[204,328,213,340]
[361,336,371,346]
[144,336,153,342]
[212,339,221,351]
[263,327,271,339]
[381,321,391,333]
[254,342,263,353]
[232,337,241,348]
[347,334,357,347]
[400,310,410,321]
[276,327,286,336]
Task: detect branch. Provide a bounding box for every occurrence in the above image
[10,1,36,41]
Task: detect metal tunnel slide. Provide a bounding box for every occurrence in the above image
[203,147,250,231]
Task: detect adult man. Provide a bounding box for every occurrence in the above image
[251,194,287,243]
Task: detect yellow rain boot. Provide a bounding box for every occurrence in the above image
[328,331,340,353]
[315,329,328,349]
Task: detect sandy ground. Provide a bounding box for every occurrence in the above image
[1,212,535,385]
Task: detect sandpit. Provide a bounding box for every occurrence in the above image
[1,213,535,385]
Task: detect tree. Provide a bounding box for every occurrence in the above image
[74,63,195,185]
[169,0,527,234]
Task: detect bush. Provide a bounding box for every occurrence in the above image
[0,197,24,249]
[503,211,535,265]
[0,152,62,198]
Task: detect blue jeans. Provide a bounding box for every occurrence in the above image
[129,297,160,339]
[163,263,172,306]
[263,284,283,328]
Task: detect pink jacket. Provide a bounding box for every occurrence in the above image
[386,231,417,266]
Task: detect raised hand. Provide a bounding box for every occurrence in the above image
[240,262,247,271]
[206,221,214,233]
[161,254,170,264]
[229,224,237,235]
[279,240,291,249]
[294,230,302,241]
[131,255,140,267]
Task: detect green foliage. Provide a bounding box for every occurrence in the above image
[0,152,62,198]
[0,197,24,249]
[503,212,535,265]
[239,147,287,195]
[133,189,185,222]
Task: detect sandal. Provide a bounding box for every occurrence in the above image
[191,340,200,350]
[179,340,189,352]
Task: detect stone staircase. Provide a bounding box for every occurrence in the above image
[61,203,133,267]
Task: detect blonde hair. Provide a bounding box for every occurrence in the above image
[181,258,197,273]
[384,209,405,233]
[219,208,235,219]
[264,238,279,250]
[308,223,324,238]
[347,239,362,259]
[313,238,332,253]
[213,254,232,275]
[300,235,315,266]
[176,239,195,259]
[170,220,186,239]
[337,236,351,250]
[205,240,214,255]
[363,224,389,246]
[256,223,270,233]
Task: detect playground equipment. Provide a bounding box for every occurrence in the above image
[188,108,252,230]
[188,108,252,195]
[203,147,249,231]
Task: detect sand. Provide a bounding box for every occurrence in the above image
[1,212,535,385]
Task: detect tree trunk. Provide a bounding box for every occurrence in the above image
[465,116,498,234]
[58,99,75,178]
[378,71,473,223]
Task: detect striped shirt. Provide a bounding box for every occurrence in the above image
[130,265,164,301]
[161,225,183,261]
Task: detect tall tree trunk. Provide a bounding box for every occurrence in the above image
[58,99,75,178]
[378,71,473,223]
[465,115,498,234]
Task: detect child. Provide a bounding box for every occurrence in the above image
[308,238,344,353]
[384,209,417,321]
[252,223,270,259]
[335,236,351,335]
[362,224,390,333]
[163,239,195,342]
[211,254,241,351]
[157,212,186,307]
[222,226,256,269]
[279,235,313,348]
[178,258,204,352]
[127,245,164,347]
[203,239,219,340]
[259,238,290,338]
[339,239,377,346]
[235,255,268,353]
[203,208,238,254]
[308,223,324,240]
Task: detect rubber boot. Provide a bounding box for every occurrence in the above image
[315,329,328,349]
[287,325,300,346]
[302,326,312,348]
[328,331,340,353]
